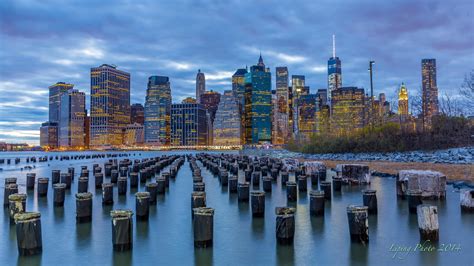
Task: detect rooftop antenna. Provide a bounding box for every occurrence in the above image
[332,34,336,58]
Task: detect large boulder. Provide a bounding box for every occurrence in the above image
[337,164,371,184]
[398,170,446,199]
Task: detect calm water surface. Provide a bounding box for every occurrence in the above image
[0,151,473,266]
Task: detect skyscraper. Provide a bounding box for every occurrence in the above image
[201,90,221,145]
[243,56,272,144]
[171,103,208,146]
[49,82,74,123]
[421,59,439,126]
[144,76,172,145]
[130,103,145,125]
[90,64,130,147]
[196,69,206,103]
[213,90,241,146]
[398,83,409,117]
[291,75,306,135]
[331,87,366,135]
[40,121,58,149]
[59,89,86,148]
[298,94,318,141]
[274,67,290,144]
[232,68,248,144]
[328,35,342,105]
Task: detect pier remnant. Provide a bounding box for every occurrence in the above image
[111,209,133,251]
[347,205,369,244]
[275,207,296,245]
[14,212,42,256]
[193,207,214,248]
[417,204,439,241]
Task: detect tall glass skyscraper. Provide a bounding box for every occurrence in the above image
[243,56,272,144]
[421,59,439,126]
[328,35,342,105]
[49,82,74,123]
[144,76,172,145]
[59,89,86,148]
[196,69,206,103]
[170,103,208,146]
[130,103,145,125]
[274,67,289,144]
[90,64,130,147]
[213,90,241,146]
[291,75,306,135]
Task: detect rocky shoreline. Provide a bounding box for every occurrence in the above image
[241,146,474,165]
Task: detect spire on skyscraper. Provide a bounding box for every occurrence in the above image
[258,52,265,67]
[332,34,336,58]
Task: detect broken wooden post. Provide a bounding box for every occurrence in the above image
[37,178,49,197]
[26,173,36,190]
[146,183,158,205]
[110,209,133,251]
[251,191,265,217]
[263,176,272,192]
[309,190,325,216]
[4,183,18,207]
[14,212,42,256]
[237,182,250,202]
[53,183,66,207]
[102,183,114,205]
[460,189,474,212]
[275,207,296,245]
[193,207,214,248]
[9,193,27,224]
[117,177,127,195]
[417,204,439,241]
[332,177,342,192]
[320,181,332,200]
[347,205,369,244]
[286,181,297,202]
[78,177,88,193]
[135,192,150,221]
[362,190,378,214]
[76,192,93,223]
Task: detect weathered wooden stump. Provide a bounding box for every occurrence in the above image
[297,175,307,192]
[309,190,325,216]
[26,173,36,190]
[332,177,342,192]
[417,204,439,241]
[4,183,18,207]
[460,189,474,212]
[76,192,93,223]
[111,209,133,251]
[146,183,158,205]
[193,207,214,248]
[135,192,150,221]
[156,177,166,194]
[263,176,272,192]
[320,181,332,200]
[53,183,66,207]
[347,205,369,244]
[194,182,205,192]
[286,181,297,202]
[78,177,88,193]
[117,177,127,195]
[275,207,296,245]
[252,172,260,187]
[14,212,42,256]
[51,170,60,185]
[237,182,250,202]
[228,176,237,193]
[362,190,377,214]
[129,172,138,188]
[102,183,114,205]
[94,173,104,189]
[9,193,27,224]
[251,191,265,217]
[191,192,206,217]
[281,172,289,185]
[60,173,72,189]
[37,178,49,197]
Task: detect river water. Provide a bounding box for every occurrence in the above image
[0,151,473,265]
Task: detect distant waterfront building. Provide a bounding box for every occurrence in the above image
[330,87,365,135]
[398,83,409,118]
[291,75,306,135]
[274,67,290,144]
[49,82,74,123]
[201,90,221,145]
[328,35,342,105]
[421,59,439,127]
[122,123,144,146]
[243,56,272,144]
[59,89,86,148]
[130,103,145,125]
[196,69,206,103]
[144,76,172,145]
[297,94,318,140]
[232,68,248,144]
[90,64,130,147]
[84,113,90,149]
[40,121,58,149]
[171,103,208,146]
[213,90,241,146]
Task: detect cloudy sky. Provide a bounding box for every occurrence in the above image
[1,0,473,145]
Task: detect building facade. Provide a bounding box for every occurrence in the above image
[330,87,365,135]
[196,69,206,103]
[291,75,306,135]
[130,103,145,125]
[59,89,86,148]
[274,67,289,144]
[328,36,342,105]
[213,90,241,146]
[122,123,144,146]
[171,103,208,146]
[49,82,74,123]
[243,57,272,144]
[40,121,58,149]
[200,90,221,145]
[421,59,439,127]
[90,64,130,147]
[297,94,318,140]
[144,76,172,145]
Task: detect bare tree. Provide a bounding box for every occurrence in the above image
[460,70,474,105]
[410,89,423,117]
[439,92,464,117]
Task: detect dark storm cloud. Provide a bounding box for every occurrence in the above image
[0,0,473,144]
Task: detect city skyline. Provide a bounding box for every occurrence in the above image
[1,0,473,144]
